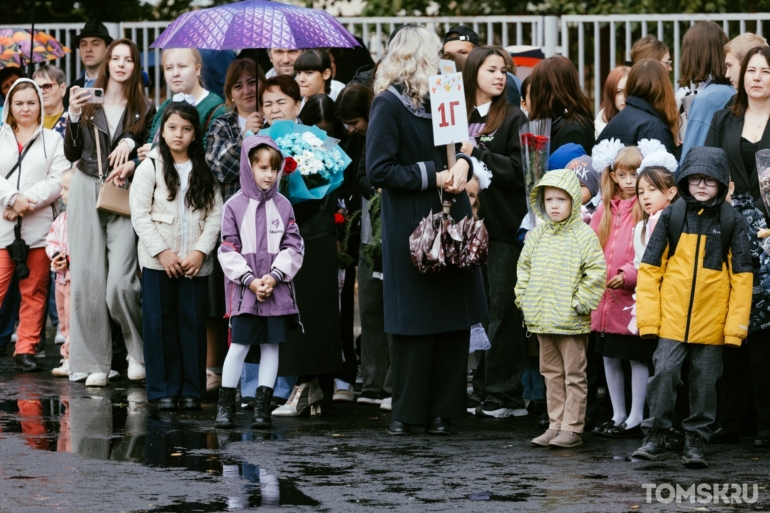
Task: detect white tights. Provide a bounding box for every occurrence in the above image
[603,357,649,429]
[221,343,279,390]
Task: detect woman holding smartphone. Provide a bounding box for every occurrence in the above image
[64,38,156,387]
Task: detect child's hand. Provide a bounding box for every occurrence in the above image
[606,273,625,289]
[257,274,276,299]
[51,253,68,271]
[249,277,261,295]
[180,250,205,277]
[158,249,183,278]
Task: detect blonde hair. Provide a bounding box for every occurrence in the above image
[598,146,643,247]
[161,48,205,87]
[373,26,441,109]
[724,33,769,63]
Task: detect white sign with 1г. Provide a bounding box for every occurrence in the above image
[428,72,469,147]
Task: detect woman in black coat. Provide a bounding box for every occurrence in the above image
[366,26,488,435]
[704,46,770,450]
[528,56,595,155]
[596,59,679,156]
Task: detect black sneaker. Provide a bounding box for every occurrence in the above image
[632,429,667,460]
[357,391,383,405]
[682,432,708,468]
[466,397,481,416]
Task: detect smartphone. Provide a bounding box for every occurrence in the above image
[82,88,104,104]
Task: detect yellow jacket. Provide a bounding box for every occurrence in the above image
[636,148,753,346]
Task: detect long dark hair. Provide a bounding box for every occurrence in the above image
[157,102,217,211]
[294,50,332,94]
[335,83,373,122]
[599,66,630,124]
[679,20,730,86]
[528,55,593,123]
[627,59,679,140]
[731,46,770,117]
[636,166,678,239]
[299,94,344,138]
[463,46,511,136]
[82,38,149,135]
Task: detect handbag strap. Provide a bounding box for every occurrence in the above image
[5,138,36,182]
[94,123,104,182]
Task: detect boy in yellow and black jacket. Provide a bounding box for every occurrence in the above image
[632,147,753,469]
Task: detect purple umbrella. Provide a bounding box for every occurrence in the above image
[151,0,360,50]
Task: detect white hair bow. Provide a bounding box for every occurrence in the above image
[471,156,492,189]
[591,138,625,172]
[172,93,197,105]
[637,138,667,158]
[640,151,678,174]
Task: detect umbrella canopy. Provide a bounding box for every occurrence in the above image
[505,45,544,80]
[0,29,70,69]
[151,0,360,50]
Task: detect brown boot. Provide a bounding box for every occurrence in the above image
[549,430,582,448]
[531,429,559,447]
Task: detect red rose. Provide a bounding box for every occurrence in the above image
[334,213,346,225]
[534,135,550,152]
[283,156,297,174]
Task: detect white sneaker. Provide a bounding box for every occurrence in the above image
[332,381,355,402]
[127,355,146,381]
[51,358,70,377]
[206,370,222,392]
[10,331,17,343]
[54,328,66,344]
[85,372,108,387]
[69,372,88,382]
[380,397,392,411]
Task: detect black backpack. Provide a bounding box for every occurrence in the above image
[667,197,735,262]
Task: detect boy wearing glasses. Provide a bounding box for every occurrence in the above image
[632,146,753,468]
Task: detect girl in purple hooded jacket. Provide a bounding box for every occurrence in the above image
[214,135,304,430]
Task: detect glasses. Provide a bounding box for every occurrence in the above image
[661,59,673,66]
[37,83,55,93]
[687,176,718,187]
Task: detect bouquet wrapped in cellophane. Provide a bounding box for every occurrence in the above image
[519,119,551,217]
[259,120,351,204]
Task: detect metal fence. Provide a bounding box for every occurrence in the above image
[560,14,770,115]
[2,14,769,108]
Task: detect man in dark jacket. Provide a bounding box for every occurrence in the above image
[63,21,113,109]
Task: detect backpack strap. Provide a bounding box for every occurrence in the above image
[720,201,735,263]
[206,103,226,129]
[667,198,687,258]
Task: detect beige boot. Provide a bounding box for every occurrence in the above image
[531,429,559,447]
[549,430,582,448]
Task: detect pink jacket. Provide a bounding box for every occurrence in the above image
[589,196,638,335]
[45,211,69,285]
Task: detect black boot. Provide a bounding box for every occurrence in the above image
[15,354,41,372]
[252,386,274,429]
[214,387,237,428]
[682,431,708,468]
[632,428,667,460]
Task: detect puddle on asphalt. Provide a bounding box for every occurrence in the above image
[0,391,319,509]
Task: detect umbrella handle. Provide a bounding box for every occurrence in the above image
[442,200,452,215]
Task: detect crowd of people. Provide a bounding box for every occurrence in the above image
[1,16,769,471]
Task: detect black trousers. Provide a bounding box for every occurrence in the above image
[142,269,208,401]
[471,240,527,408]
[336,265,357,385]
[721,327,770,436]
[392,329,469,425]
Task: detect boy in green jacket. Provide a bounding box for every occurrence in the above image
[516,169,606,448]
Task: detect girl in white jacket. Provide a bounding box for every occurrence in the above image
[130,101,222,411]
[0,79,67,372]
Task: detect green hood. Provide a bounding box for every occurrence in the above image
[529,169,583,228]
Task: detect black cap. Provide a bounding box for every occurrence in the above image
[73,21,114,47]
[443,26,480,46]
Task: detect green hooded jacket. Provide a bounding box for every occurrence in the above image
[515,169,606,335]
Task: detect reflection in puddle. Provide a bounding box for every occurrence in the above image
[0,391,319,509]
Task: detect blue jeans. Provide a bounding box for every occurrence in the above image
[241,362,297,400]
[522,355,545,400]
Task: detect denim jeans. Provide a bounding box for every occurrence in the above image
[241,362,297,400]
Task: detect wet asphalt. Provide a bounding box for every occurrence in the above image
[1,349,769,513]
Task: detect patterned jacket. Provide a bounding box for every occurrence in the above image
[205,110,242,202]
[516,169,607,335]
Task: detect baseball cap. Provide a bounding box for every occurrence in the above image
[443,26,480,46]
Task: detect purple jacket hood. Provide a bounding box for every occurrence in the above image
[239,135,286,201]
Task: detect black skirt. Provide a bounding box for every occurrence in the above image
[232,313,294,346]
[595,332,657,361]
[207,245,226,318]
